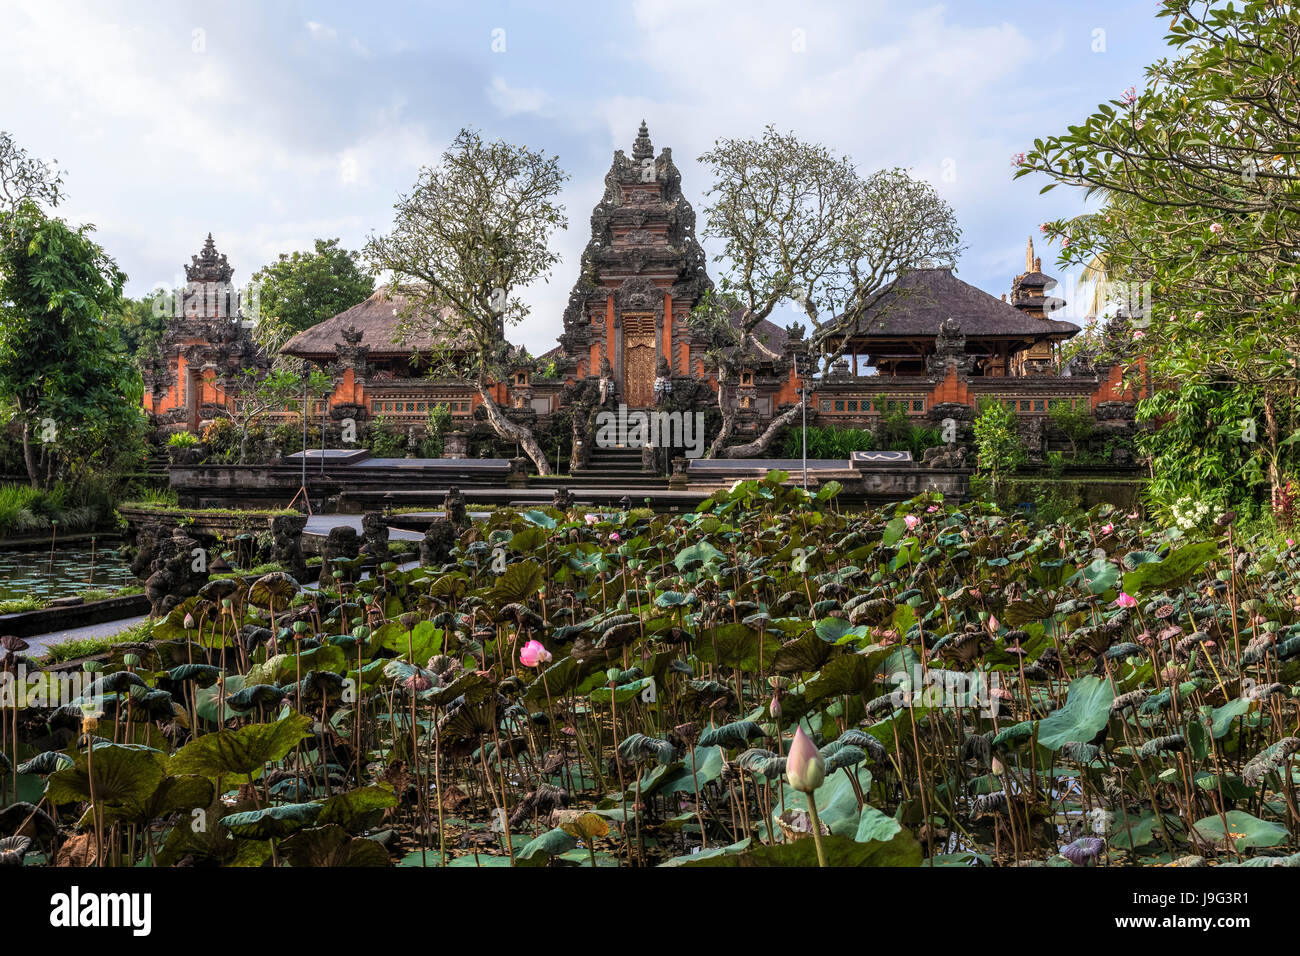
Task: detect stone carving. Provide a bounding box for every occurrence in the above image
[320,526,361,581]
[653,355,672,404]
[268,513,309,581]
[552,486,574,511]
[419,518,457,567]
[360,511,390,562]
[130,521,168,580]
[144,530,210,617]
[926,317,973,378]
[443,486,469,531]
[922,445,969,469]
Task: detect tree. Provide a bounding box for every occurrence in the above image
[365,128,567,474]
[1017,0,1300,507]
[251,239,374,351]
[107,292,171,367]
[0,202,141,486]
[0,130,63,214]
[213,366,311,464]
[973,398,1025,501]
[696,128,961,457]
[1048,400,1094,458]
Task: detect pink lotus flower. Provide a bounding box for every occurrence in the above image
[609,532,620,542]
[183,613,195,629]
[1116,592,1137,608]
[786,725,826,793]
[1101,523,1114,534]
[1127,511,1139,519]
[986,615,1000,633]
[926,505,939,513]
[584,513,598,525]
[520,640,552,668]
[1288,538,1295,548]
[904,515,919,530]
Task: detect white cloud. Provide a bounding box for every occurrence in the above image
[486,76,550,117]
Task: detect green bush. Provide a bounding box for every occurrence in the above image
[780,425,874,459]
[368,415,407,457]
[167,430,200,447]
[0,482,101,536]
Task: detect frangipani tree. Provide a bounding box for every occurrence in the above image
[1016,0,1300,511]
[365,129,567,474]
[696,127,961,458]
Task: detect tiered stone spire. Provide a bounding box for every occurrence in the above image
[632,120,654,161]
[186,233,234,284]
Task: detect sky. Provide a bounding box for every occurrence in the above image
[0,0,1174,355]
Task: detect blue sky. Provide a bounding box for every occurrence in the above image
[0,0,1173,354]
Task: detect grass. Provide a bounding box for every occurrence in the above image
[0,482,102,538]
[40,618,154,664]
[0,584,145,616]
[118,501,298,517]
[0,595,45,614]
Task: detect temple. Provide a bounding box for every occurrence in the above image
[142,125,1144,462]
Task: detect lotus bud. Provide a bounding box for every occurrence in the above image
[183,612,195,629]
[606,667,622,686]
[991,756,1005,776]
[786,725,826,793]
[769,694,782,718]
[293,620,311,634]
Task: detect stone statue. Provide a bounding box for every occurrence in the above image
[598,356,613,405]
[320,526,361,581]
[268,513,309,581]
[360,511,390,562]
[653,355,672,403]
[419,518,457,567]
[443,486,469,531]
[144,530,210,617]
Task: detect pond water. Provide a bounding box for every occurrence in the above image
[0,540,136,602]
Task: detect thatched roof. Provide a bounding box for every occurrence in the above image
[281,288,471,359]
[848,267,1079,340]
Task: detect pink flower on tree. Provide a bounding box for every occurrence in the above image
[1210,222,1224,235]
[1121,86,1137,105]
[520,640,552,668]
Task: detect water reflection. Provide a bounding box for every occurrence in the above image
[0,542,135,602]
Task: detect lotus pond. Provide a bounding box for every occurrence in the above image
[3,473,1299,868]
[0,541,134,604]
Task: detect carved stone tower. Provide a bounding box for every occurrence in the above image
[558,122,712,407]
